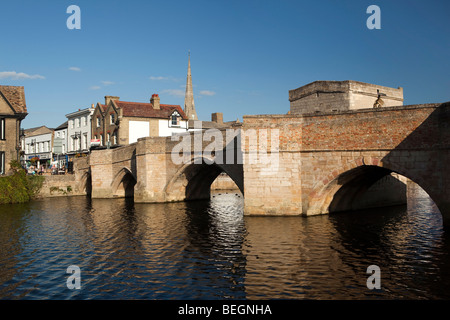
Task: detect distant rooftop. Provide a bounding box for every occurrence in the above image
[0,85,28,114]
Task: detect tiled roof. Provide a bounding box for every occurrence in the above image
[24,125,53,137]
[114,101,187,120]
[0,85,27,114]
[55,121,68,130]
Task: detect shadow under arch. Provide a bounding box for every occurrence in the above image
[79,170,92,196]
[328,165,401,212]
[308,162,440,217]
[164,156,244,202]
[111,167,137,198]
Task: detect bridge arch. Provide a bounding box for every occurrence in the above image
[78,170,92,196]
[111,167,137,198]
[164,156,244,202]
[307,156,439,216]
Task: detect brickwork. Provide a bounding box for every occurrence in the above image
[74,101,450,226]
[242,102,450,225]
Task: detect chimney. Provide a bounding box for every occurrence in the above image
[105,96,120,105]
[151,94,160,109]
[211,112,223,124]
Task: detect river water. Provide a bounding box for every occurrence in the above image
[0,184,449,300]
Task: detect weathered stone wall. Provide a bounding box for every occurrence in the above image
[348,81,403,110]
[84,101,450,225]
[37,174,84,198]
[300,104,437,151]
[134,136,171,202]
[289,80,403,114]
[242,103,450,222]
[134,129,244,203]
[241,115,303,215]
[89,143,137,198]
[211,173,240,190]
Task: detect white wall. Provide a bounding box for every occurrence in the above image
[66,108,94,152]
[53,128,67,154]
[25,133,52,155]
[158,119,189,137]
[129,120,150,143]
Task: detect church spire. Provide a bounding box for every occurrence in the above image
[184,51,198,120]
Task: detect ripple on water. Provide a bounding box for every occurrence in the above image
[1,185,450,299]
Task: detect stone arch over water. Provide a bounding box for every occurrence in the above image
[79,170,92,196]
[111,167,137,198]
[307,156,440,217]
[164,156,244,202]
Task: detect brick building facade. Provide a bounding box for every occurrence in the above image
[92,94,189,147]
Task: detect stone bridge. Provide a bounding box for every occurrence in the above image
[74,102,450,226]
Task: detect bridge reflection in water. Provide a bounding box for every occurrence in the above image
[0,182,449,299]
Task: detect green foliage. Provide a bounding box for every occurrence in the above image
[49,185,72,195]
[0,160,44,205]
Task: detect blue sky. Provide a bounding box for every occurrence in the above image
[1,0,449,129]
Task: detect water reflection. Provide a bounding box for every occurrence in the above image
[0,184,449,299]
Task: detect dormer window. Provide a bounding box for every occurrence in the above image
[171,111,181,127]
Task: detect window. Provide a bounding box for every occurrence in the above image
[0,118,5,140]
[70,120,74,129]
[97,117,101,127]
[110,113,115,125]
[75,118,80,128]
[171,112,180,126]
[62,131,65,139]
[82,116,86,127]
[0,151,4,174]
[83,133,87,150]
[113,132,117,145]
[100,134,103,146]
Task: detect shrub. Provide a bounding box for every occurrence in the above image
[0,160,44,204]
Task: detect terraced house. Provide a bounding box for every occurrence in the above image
[0,85,28,174]
[91,94,189,147]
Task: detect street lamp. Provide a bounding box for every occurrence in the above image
[30,138,37,171]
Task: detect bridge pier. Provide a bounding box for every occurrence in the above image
[90,149,115,198]
[85,102,450,227]
[243,151,303,215]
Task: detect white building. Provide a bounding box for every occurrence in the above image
[66,106,95,158]
[52,121,68,169]
[22,126,54,170]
